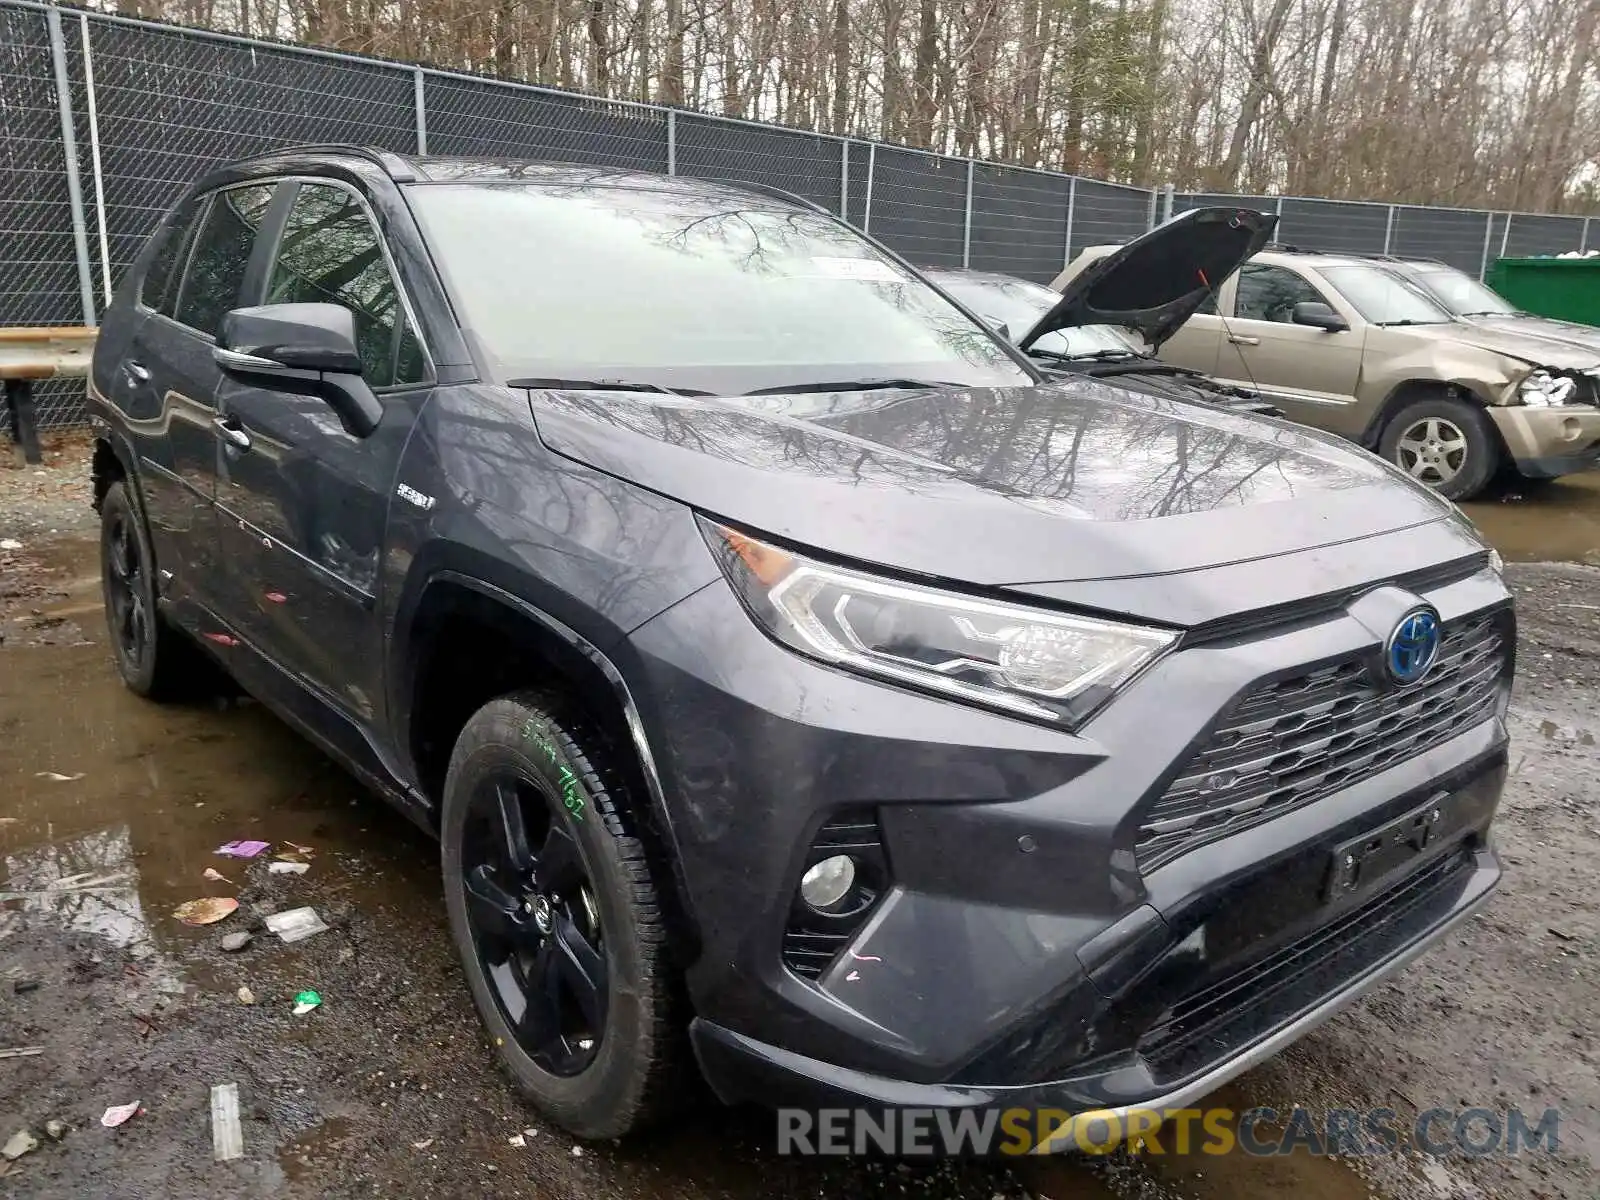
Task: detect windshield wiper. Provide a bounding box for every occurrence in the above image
[507,377,711,396]
[1082,361,1193,379]
[1374,319,1446,328]
[742,377,961,397]
[1031,347,1139,363]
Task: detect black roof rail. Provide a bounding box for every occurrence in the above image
[233,143,418,182]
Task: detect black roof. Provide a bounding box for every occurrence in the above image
[224,143,825,210]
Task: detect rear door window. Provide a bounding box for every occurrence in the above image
[140,202,203,317]
[265,183,426,388]
[172,184,275,337]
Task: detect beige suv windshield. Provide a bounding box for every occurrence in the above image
[1318,265,1452,326]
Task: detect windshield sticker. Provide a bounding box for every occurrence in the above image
[805,257,903,282]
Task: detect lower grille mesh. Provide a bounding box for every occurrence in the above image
[1141,844,1475,1078]
[1137,613,1507,871]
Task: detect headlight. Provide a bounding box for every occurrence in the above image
[701,521,1177,726]
[1519,371,1577,406]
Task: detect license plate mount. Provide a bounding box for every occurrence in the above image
[1325,791,1449,902]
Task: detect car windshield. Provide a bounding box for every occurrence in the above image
[1409,265,1519,317]
[1319,264,1454,326]
[404,182,1033,395]
[926,272,1139,358]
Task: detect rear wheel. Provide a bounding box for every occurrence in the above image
[99,481,203,699]
[440,692,682,1139]
[1378,397,1499,501]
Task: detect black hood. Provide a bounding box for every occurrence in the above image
[1019,207,1277,352]
[526,378,1461,618]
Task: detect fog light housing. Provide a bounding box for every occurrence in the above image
[782,808,888,980]
[800,855,856,910]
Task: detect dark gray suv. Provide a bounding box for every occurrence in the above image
[88,149,1512,1143]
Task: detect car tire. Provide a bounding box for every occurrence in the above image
[1378,397,1499,501]
[99,481,205,700]
[440,692,683,1140]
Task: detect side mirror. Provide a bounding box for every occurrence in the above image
[214,303,382,437]
[1291,301,1348,332]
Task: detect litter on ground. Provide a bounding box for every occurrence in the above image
[173,897,239,926]
[202,867,232,884]
[268,860,309,875]
[291,990,322,1015]
[215,840,270,858]
[264,907,329,943]
[236,987,255,1005]
[100,1101,141,1128]
[210,1083,243,1162]
[0,1047,44,1059]
[2,1130,37,1161]
[34,771,84,782]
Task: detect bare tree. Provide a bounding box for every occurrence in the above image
[114,0,1600,213]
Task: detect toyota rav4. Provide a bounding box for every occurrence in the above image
[89,150,1511,1143]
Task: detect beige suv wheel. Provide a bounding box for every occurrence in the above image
[1378,397,1499,501]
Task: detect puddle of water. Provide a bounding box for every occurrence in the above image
[0,640,437,975]
[1019,1083,1379,1200]
[1461,473,1600,564]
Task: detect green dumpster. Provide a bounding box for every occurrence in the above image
[1486,256,1600,328]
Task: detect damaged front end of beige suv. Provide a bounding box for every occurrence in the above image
[1056,241,1600,500]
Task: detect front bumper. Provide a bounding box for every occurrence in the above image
[691,836,1497,1122]
[1489,404,1600,476]
[619,557,1512,1117]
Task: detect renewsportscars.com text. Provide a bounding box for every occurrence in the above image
[776,1105,1562,1157]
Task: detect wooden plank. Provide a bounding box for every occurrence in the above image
[0,327,96,342]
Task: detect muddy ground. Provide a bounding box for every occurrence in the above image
[1,437,1597,1200]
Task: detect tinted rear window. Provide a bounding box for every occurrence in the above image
[140,205,200,316]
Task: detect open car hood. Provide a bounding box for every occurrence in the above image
[1019,207,1277,352]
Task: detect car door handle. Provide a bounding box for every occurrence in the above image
[213,416,252,452]
[1227,335,1260,347]
[123,360,151,383]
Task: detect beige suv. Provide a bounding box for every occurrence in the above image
[1054,245,1600,499]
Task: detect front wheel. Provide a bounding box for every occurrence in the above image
[1378,397,1499,501]
[440,692,683,1140]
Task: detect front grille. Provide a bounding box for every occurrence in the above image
[1141,844,1475,1081]
[1136,613,1507,872]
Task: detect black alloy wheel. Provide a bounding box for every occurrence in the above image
[99,480,200,700]
[103,497,151,672]
[440,693,683,1139]
[461,770,609,1076]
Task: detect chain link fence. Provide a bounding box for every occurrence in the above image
[1172,191,1591,278]
[2,0,1595,430]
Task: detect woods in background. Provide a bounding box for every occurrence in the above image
[112,0,1600,212]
